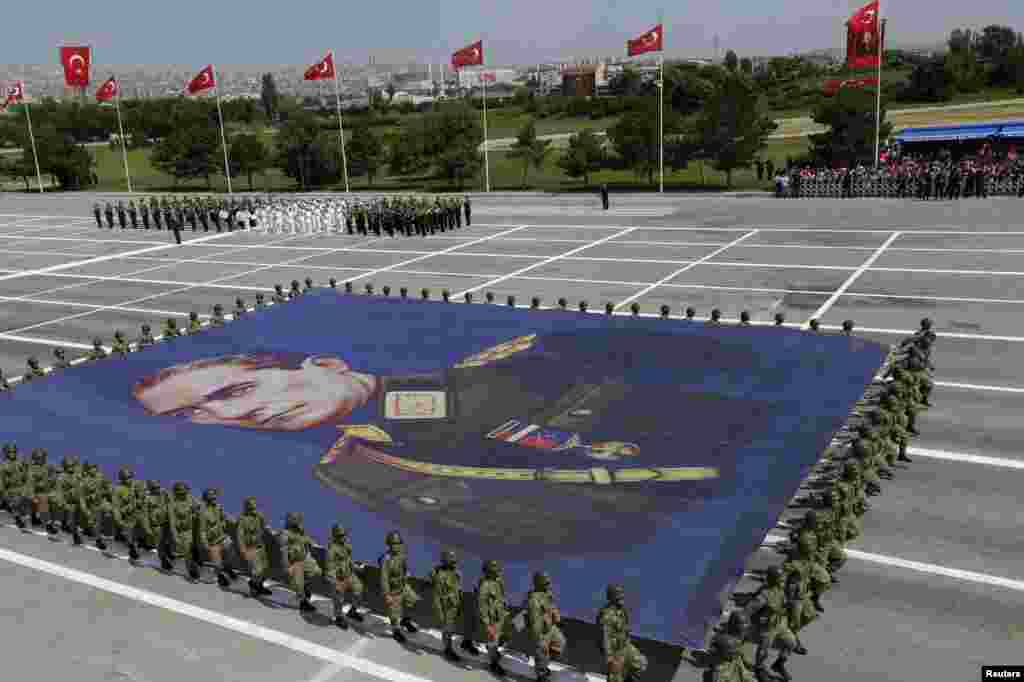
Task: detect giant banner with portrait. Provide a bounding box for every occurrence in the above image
[0,290,887,646]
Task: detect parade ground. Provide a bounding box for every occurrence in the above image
[1,191,1023,682]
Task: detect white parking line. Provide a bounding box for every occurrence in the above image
[806,232,902,325]
[906,446,1024,469]
[933,380,1024,394]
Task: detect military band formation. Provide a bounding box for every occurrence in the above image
[0,278,935,681]
[90,194,472,239]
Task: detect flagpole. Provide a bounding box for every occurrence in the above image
[873,14,884,169]
[331,51,351,193]
[114,80,133,193]
[23,99,45,193]
[212,65,233,195]
[482,64,490,193]
[659,17,665,194]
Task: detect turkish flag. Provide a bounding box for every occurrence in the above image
[627,24,663,57]
[60,46,91,88]
[481,71,496,82]
[5,81,24,104]
[304,52,335,81]
[452,41,484,69]
[822,76,879,96]
[186,65,216,95]
[846,1,883,70]
[96,77,118,102]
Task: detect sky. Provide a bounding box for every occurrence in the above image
[1,0,1021,67]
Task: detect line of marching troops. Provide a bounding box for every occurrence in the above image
[90,195,472,239]
[702,320,936,682]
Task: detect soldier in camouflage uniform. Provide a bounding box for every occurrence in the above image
[281,511,322,613]
[705,625,755,682]
[22,357,46,382]
[526,572,566,682]
[211,304,226,327]
[197,488,237,587]
[117,201,127,229]
[431,549,465,661]
[163,481,200,581]
[880,392,912,464]
[0,369,10,392]
[745,567,800,681]
[164,318,182,338]
[234,298,247,319]
[254,293,266,310]
[862,415,895,479]
[111,331,131,358]
[137,479,168,552]
[792,509,845,580]
[50,455,82,534]
[236,497,273,597]
[188,312,202,334]
[325,524,365,629]
[478,559,516,676]
[303,277,314,293]
[110,466,143,561]
[73,462,110,550]
[272,284,287,305]
[781,537,821,637]
[379,530,420,643]
[87,338,107,361]
[1,444,27,519]
[24,449,58,534]
[138,324,156,349]
[787,528,832,613]
[53,348,73,370]
[850,437,883,496]
[289,280,302,299]
[598,584,647,682]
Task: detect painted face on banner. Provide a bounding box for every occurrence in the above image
[133,354,377,431]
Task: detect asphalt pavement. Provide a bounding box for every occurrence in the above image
[1,190,1022,682]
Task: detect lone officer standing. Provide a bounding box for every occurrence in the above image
[281,511,322,614]
[431,549,466,662]
[379,530,420,643]
[600,183,610,210]
[325,524,365,629]
[598,584,647,682]
[526,571,566,682]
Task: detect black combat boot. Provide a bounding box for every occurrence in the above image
[346,607,364,622]
[443,636,462,663]
[400,617,418,633]
[95,536,108,551]
[255,579,273,596]
[299,588,316,613]
[793,638,808,656]
[460,638,481,656]
[535,668,552,682]
[160,552,175,572]
[771,657,793,681]
[334,614,349,630]
[216,571,231,588]
[72,527,83,545]
[224,567,238,582]
[488,658,506,677]
[14,513,26,530]
[392,628,407,644]
[127,543,140,563]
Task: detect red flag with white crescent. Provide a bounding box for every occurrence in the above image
[5,81,25,104]
[452,41,484,69]
[60,46,91,87]
[304,52,336,81]
[96,77,119,102]
[481,71,496,82]
[846,1,883,70]
[627,25,663,57]
[186,65,216,95]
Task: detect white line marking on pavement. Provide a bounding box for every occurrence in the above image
[933,380,1024,393]
[614,231,760,310]
[870,266,1024,277]
[452,226,640,298]
[806,232,902,325]
[306,640,372,682]
[341,225,535,284]
[0,234,155,245]
[0,332,95,350]
[0,294,216,320]
[0,547,437,682]
[906,446,1024,469]
[0,230,240,284]
[761,534,1024,591]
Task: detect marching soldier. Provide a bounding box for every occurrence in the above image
[197,488,238,587]
[289,280,302,299]
[117,201,127,229]
[50,455,82,534]
[93,202,103,228]
[104,201,115,228]
[111,331,131,358]
[234,298,247,319]
[598,584,647,682]
[379,530,420,643]
[281,511,322,614]
[745,566,800,682]
[198,202,210,232]
[110,466,143,562]
[186,203,197,231]
[254,293,266,310]
[705,624,755,682]
[303,277,314,293]
[87,338,108,361]
[526,572,566,682]
[141,201,151,229]
[22,357,46,382]
[128,201,139,228]
[138,479,168,553]
[464,195,472,226]
[1,444,28,522]
[431,549,465,662]
[163,318,181,338]
[72,462,110,550]
[137,323,157,349]
[162,481,201,582]
[0,369,9,392]
[478,559,515,676]
[152,199,164,230]
[236,497,274,597]
[325,524,365,629]
[272,284,287,305]
[188,311,202,334]
[211,304,226,327]
[25,449,58,534]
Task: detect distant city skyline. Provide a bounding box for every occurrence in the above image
[0,0,1018,68]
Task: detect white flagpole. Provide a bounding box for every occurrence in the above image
[659,52,665,193]
[482,62,491,193]
[113,80,133,193]
[331,51,351,193]
[23,97,45,193]
[873,12,884,169]
[212,65,233,195]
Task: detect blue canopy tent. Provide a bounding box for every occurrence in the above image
[893,121,1024,157]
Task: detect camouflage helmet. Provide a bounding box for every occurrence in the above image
[285,511,303,528]
[483,559,501,577]
[213,304,222,314]
[172,481,190,497]
[291,280,300,290]
[54,348,65,358]
[809,318,820,331]
[235,298,244,307]
[93,338,103,348]
[27,356,39,367]
[189,311,199,320]
[726,610,748,635]
[920,318,933,331]
[740,311,751,324]
[710,308,722,322]
[118,466,133,483]
[764,565,783,585]
[304,277,313,288]
[167,318,178,328]
[114,330,124,340]
[141,324,151,333]
[331,524,348,541]
[606,584,625,604]
[255,293,265,303]
[31,448,46,464]
[243,496,258,513]
[441,549,457,566]
[146,479,161,493]
[532,571,552,590]
[275,284,284,293]
[2,443,16,458]
[385,530,403,547]
[202,488,219,503]
[774,312,785,325]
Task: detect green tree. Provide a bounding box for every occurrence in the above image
[609,67,645,96]
[29,126,96,190]
[275,114,342,188]
[151,125,221,188]
[347,122,385,186]
[557,129,605,185]
[606,101,684,185]
[739,57,753,75]
[229,133,269,191]
[508,119,551,187]
[808,86,893,168]
[724,50,739,72]
[261,73,280,123]
[907,59,956,101]
[695,72,777,187]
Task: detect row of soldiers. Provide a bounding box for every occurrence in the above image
[703,319,937,682]
[0,459,644,682]
[90,195,473,237]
